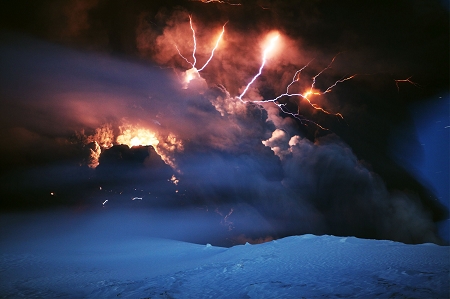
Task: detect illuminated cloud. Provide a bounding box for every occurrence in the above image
[0,0,448,245]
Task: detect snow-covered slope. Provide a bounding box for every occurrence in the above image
[1,212,448,298]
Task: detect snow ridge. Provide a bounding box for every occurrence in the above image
[1,234,448,298]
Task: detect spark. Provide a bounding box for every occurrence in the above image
[170,175,179,185]
[102,199,108,206]
[395,76,420,92]
[238,33,279,100]
[132,197,143,201]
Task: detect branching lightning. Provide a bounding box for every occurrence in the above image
[216,208,234,231]
[237,40,355,129]
[175,16,227,75]
[190,0,242,5]
[263,56,355,120]
[174,15,198,68]
[175,45,194,68]
[175,16,356,130]
[394,76,420,92]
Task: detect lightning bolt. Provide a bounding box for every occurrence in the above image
[175,16,227,72]
[190,0,242,5]
[198,21,228,71]
[175,45,194,68]
[174,18,354,130]
[236,36,354,129]
[264,55,355,120]
[189,15,198,68]
[394,76,420,92]
[173,16,198,68]
[216,208,234,231]
[267,54,353,120]
[238,34,279,100]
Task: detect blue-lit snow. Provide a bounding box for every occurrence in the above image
[1,211,448,298]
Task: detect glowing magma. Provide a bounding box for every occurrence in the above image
[83,124,183,170]
[116,126,159,148]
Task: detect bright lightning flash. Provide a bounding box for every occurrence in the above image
[173,17,355,130]
[176,16,227,88]
[238,33,280,100]
[237,39,355,129]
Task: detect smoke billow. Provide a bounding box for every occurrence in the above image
[0,0,448,246]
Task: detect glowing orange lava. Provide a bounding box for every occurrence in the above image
[81,123,183,171]
[116,125,159,148]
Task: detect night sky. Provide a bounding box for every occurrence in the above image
[0,0,448,246]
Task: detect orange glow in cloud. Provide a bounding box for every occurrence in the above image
[84,124,114,168]
[86,123,114,149]
[150,13,357,131]
[88,141,102,168]
[156,133,184,171]
[181,67,201,89]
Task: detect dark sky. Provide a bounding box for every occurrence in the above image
[0,0,448,246]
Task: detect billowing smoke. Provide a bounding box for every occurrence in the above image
[0,0,448,246]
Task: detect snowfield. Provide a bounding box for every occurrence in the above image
[1,211,448,298]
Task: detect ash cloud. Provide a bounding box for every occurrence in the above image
[0,0,448,245]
